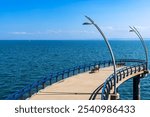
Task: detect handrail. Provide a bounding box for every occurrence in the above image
[6,60,113,100]
[5,59,145,100]
[101,61,147,100]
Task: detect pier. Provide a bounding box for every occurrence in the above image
[6,59,148,100]
[29,66,119,100]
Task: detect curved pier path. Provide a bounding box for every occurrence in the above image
[6,59,148,100]
[29,66,122,100]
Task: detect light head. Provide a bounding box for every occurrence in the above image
[129,29,134,32]
[129,26,135,33]
[82,22,92,25]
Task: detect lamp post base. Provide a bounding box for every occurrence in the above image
[110,93,120,100]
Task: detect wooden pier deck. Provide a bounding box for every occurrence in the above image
[6,59,147,100]
[29,66,122,100]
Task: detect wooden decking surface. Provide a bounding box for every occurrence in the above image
[29,65,146,100]
[30,66,117,100]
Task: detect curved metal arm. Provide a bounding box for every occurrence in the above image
[129,26,148,71]
[84,15,117,94]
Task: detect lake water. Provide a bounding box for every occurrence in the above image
[0,40,150,100]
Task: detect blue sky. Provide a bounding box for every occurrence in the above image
[0,0,150,40]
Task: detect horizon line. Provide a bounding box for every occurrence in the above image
[0,37,150,41]
[0,39,150,41]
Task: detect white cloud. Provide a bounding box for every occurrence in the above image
[8,26,150,39]
[46,30,96,34]
[10,32,29,35]
[9,30,96,35]
[10,31,46,35]
[134,26,150,31]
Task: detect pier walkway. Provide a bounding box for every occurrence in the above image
[30,66,119,100]
[6,59,148,100]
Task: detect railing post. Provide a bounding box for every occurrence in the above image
[29,87,32,97]
[36,86,38,92]
[120,71,122,80]
[123,70,125,78]
[36,81,39,92]
[135,66,137,73]
[73,68,75,75]
[108,61,110,66]
[49,78,52,85]
[126,68,129,76]
[88,65,91,70]
[138,65,141,72]
[84,65,86,72]
[42,82,45,89]
[56,75,58,82]
[67,70,70,77]
[110,79,113,89]
[62,72,64,79]
[29,90,31,97]
[78,66,80,73]
[130,67,133,75]
[49,74,52,85]
[104,62,105,67]
[117,74,119,83]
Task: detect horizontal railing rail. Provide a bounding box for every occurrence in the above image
[101,60,146,100]
[5,59,145,100]
[6,60,115,100]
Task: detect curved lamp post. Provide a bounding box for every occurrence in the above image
[129,26,148,71]
[83,16,117,95]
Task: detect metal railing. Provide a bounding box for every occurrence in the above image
[101,59,146,100]
[6,60,116,100]
[6,59,146,100]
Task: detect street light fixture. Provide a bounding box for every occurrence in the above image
[83,16,117,95]
[129,26,148,71]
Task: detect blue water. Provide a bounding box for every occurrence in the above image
[0,40,150,100]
